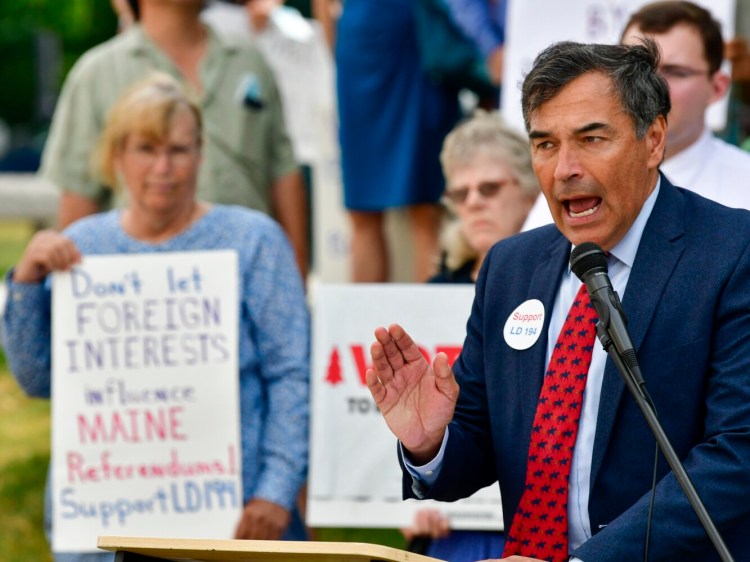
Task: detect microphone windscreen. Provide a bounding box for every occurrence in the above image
[570,242,608,281]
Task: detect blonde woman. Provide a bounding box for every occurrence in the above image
[3,74,309,561]
[430,110,540,284]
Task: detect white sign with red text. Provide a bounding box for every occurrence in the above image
[308,284,503,530]
[51,251,241,552]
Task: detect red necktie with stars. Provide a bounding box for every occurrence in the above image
[503,283,598,562]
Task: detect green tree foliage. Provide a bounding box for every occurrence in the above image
[0,1,118,126]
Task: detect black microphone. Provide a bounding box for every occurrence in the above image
[569,242,644,386]
[570,243,734,562]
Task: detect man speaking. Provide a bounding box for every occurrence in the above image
[366,39,750,561]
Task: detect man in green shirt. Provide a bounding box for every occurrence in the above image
[42,0,308,276]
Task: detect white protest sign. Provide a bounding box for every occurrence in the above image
[308,284,503,530]
[502,0,736,133]
[252,20,339,165]
[51,251,241,552]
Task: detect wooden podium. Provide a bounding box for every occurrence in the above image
[97,536,445,562]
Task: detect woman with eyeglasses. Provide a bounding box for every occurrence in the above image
[2,73,310,562]
[429,110,540,284]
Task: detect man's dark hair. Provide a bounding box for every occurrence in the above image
[622,1,724,74]
[521,39,671,138]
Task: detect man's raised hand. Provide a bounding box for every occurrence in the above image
[366,323,459,464]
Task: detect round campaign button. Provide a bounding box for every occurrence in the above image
[503,299,545,350]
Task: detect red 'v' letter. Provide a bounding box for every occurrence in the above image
[350,345,372,385]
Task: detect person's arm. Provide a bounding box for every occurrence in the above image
[233,217,310,540]
[2,231,82,397]
[40,50,108,228]
[235,498,292,541]
[259,54,309,280]
[442,0,503,57]
[312,0,340,50]
[12,230,81,284]
[443,0,504,84]
[110,0,136,31]
[244,0,282,32]
[2,276,52,397]
[399,248,502,503]
[366,324,459,464]
[401,508,451,542]
[57,191,100,229]
[485,45,504,86]
[270,169,308,280]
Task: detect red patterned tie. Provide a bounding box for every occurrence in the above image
[503,283,598,562]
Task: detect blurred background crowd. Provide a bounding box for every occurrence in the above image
[3,0,750,560]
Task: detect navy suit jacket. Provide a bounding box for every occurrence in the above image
[405,177,750,560]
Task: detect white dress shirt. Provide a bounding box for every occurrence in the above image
[405,180,662,556]
[661,128,750,209]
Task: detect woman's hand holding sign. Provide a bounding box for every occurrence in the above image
[13,230,81,284]
[366,323,459,464]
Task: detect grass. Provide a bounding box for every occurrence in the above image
[0,220,35,278]
[0,368,52,562]
[314,528,406,549]
[0,219,405,559]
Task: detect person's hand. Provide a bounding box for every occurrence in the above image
[487,45,504,85]
[401,508,451,541]
[366,323,459,464]
[245,0,283,32]
[12,230,81,284]
[234,498,291,540]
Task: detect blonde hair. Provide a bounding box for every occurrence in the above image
[94,72,202,189]
[439,111,540,271]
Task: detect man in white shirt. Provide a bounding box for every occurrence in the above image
[523,1,750,230]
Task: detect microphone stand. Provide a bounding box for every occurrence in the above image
[595,321,734,562]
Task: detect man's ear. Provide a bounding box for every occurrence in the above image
[646,114,667,169]
[709,70,731,105]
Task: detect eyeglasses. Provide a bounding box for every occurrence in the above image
[126,142,199,167]
[657,65,712,80]
[443,180,514,205]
